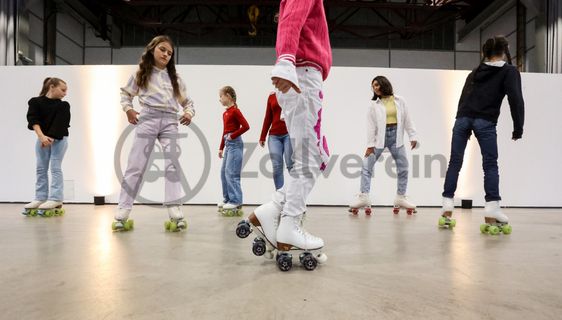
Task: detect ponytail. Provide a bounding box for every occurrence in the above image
[481,36,512,65]
[39,77,66,96]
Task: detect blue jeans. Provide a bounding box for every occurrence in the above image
[443,117,501,201]
[35,137,68,201]
[221,134,243,205]
[268,133,294,190]
[360,126,409,195]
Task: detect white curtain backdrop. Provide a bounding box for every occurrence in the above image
[547,0,562,73]
[0,0,17,66]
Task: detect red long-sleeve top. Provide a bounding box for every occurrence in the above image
[259,93,288,142]
[219,106,250,151]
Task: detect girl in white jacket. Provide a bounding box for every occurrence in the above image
[349,76,418,215]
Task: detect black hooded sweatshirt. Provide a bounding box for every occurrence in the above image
[456,62,525,139]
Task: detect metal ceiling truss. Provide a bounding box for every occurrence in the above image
[63,0,490,48]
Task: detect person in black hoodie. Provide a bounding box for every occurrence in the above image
[23,77,71,217]
[438,36,524,234]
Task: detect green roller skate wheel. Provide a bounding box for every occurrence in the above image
[480,224,489,234]
[449,219,456,228]
[111,221,119,230]
[29,209,38,217]
[235,209,244,217]
[501,225,512,235]
[164,220,171,230]
[124,220,134,231]
[169,221,178,232]
[44,209,54,217]
[488,225,500,235]
[438,217,446,226]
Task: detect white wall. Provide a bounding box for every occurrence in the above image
[2,65,561,207]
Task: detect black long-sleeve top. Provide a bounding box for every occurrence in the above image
[26,96,71,140]
[456,63,525,139]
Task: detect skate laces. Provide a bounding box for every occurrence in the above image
[293,218,320,242]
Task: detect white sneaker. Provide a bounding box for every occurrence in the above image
[24,200,45,209]
[167,205,184,220]
[276,214,324,251]
[442,197,454,215]
[249,201,282,247]
[394,194,416,209]
[349,193,371,209]
[485,201,509,223]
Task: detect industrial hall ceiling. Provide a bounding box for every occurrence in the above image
[55,0,492,49]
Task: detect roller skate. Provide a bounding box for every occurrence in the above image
[348,193,372,215]
[112,208,134,231]
[438,197,456,229]
[164,205,187,232]
[480,201,511,235]
[393,195,416,215]
[221,203,243,217]
[217,199,226,213]
[164,218,187,232]
[236,201,281,259]
[21,200,45,216]
[275,213,328,272]
[36,200,65,217]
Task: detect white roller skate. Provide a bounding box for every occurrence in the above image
[438,197,456,229]
[275,213,327,272]
[22,200,46,216]
[217,199,226,213]
[235,201,281,259]
[348,193,372,215]
[112,208,134,231]
[221,203,243,217]
[393,194,416,215]
[36,200,64,217]
[480,201,511,235]
[164,205,187,232]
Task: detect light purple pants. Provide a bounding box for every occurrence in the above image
[273,67,329,217]
[118,108,185,210]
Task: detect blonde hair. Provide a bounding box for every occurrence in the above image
[220,86,237,103]
[39,77,66,96]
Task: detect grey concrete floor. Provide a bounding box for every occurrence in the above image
[0,204,561,320]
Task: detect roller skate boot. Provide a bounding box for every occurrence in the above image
[275,213,327,272]
[393,194,416,215]
[22,200,45,216]
[164,205,187,232]
[36,200,64,217]
[112,208,134,231]
[348,193,372,215]
[438,197,456,229]
[480,201,511,235]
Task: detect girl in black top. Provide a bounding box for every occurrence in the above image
[439,36,525,234]
[23,77,71,216]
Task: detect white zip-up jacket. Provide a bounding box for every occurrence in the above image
[366,95,417,149]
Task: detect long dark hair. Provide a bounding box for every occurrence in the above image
[481,36,512,65]
[39,77,66,96]
[371,76,394,100]
[136,35,181,99]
